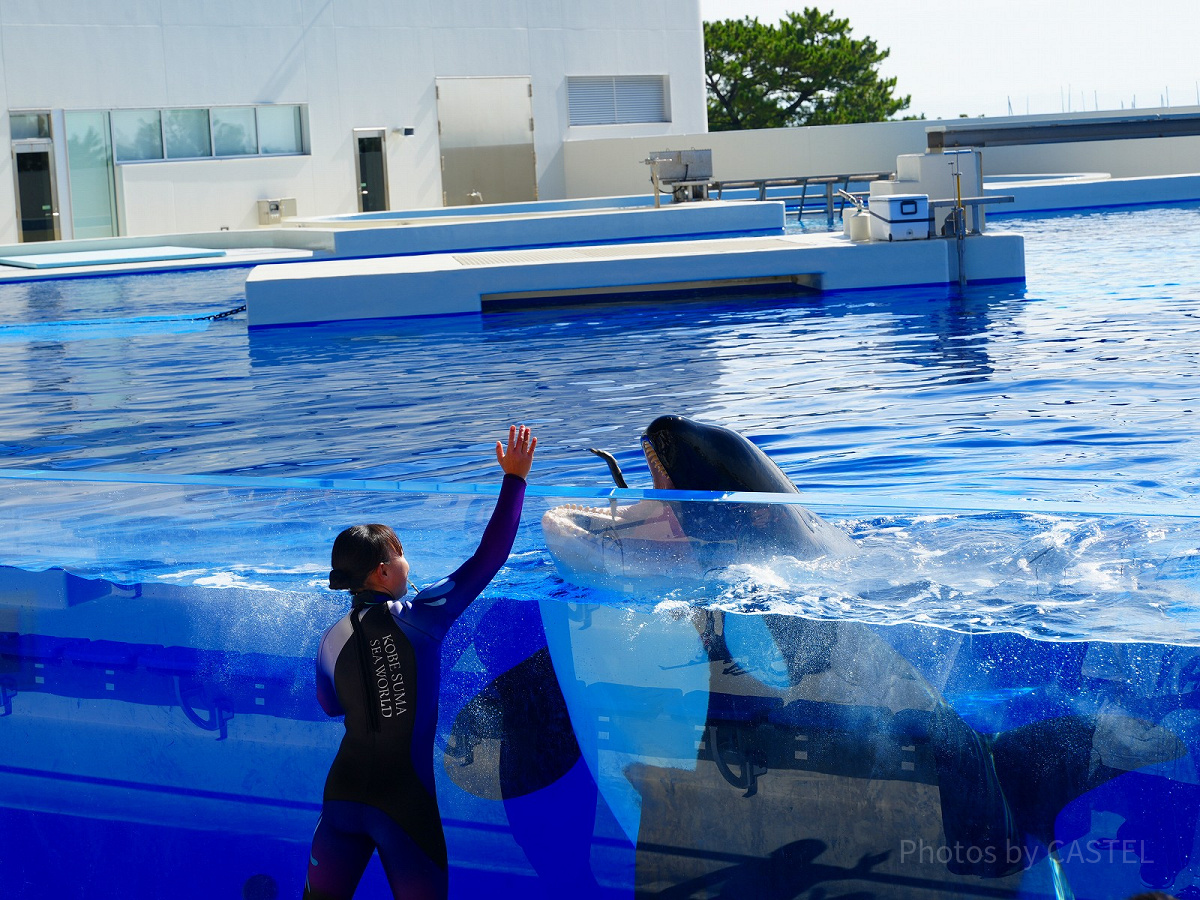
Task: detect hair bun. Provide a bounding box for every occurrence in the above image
[329,568,354,590]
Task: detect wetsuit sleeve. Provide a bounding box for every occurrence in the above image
[315,623,346,716]
[409,473,526,637]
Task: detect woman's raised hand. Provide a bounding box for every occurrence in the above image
[496,424,536,479]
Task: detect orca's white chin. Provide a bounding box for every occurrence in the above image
[541,500,703,591]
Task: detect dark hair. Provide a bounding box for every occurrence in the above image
[329,524,403,592]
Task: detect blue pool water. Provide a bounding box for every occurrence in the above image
[1,207,1198,506]
[3,206,1200,899]
[2,207,1200,639]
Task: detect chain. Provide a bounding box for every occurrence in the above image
[193,305,247,322]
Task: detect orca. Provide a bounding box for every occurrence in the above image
[543,415,856,590]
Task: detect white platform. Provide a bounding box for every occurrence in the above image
[245,231,1025,328]
[0,245,226,269]
[0,245,314,282]
[290,199,786,258]
[987,172,1200,216]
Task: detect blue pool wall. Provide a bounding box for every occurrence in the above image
[1,476,1199,898]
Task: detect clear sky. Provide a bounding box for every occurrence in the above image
[698,0,1200,120]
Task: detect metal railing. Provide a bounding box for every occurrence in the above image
[712,172,894,226]
[928,195,1014,237]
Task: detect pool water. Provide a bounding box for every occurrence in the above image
[3,206,1200,900]
[2,206,1200,641]
[0,206,1197,507]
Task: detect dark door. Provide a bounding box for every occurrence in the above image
[355,132,388,213]
[14,147,60,242]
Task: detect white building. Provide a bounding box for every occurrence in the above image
[0,0,708,243]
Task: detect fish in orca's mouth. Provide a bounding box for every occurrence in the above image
[542,415,855,590]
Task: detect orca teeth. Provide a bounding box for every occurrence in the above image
[643,443,674,488]
[550,502,623,519]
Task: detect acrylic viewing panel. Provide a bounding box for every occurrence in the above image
[1,472,1198,899]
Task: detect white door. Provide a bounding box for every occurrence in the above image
[436,77,536,207]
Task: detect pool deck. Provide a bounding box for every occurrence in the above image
[0,169,1194,292]
[244,229,1025,328]
[4,167,1198,306]
[0,201,783,284]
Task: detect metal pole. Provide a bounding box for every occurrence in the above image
[955,169,966,290]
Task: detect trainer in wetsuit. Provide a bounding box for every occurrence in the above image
[304,425,536,900]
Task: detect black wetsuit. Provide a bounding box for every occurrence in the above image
[305,474,526,900]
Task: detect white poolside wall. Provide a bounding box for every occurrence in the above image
[0,0,707,242]
[562,107,1200,199]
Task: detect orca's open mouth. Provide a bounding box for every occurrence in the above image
[641,438,676,490]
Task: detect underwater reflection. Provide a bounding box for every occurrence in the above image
[540,595,1200,897]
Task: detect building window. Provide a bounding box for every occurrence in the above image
[212,107,258,157]
[257,105,304,155]
[164,108,212,159]
[112,109,164,161]
[567,76,668,126]
[101,105,307,162]
[65,110,118,239]
[10,111,51,140]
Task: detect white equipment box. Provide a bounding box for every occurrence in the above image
[868,194,929,242]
